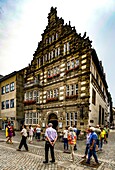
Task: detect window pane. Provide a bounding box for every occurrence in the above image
[6,100,9,109]
[10,99,14,108]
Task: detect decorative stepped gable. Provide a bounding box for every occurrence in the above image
[31,7,93,72]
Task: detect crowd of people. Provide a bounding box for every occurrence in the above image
[63,124,109,164]
[5,122,110,165]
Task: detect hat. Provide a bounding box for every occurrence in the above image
[96,125,99,128]
[68,126,73,131]
[90,127,95,131]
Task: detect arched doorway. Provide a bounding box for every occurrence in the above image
[48,113,58,130]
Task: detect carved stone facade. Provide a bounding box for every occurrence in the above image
[24,7,109,132]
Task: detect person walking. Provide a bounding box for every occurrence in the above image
[99,126,106,150]
[82,128,91,159]
[17,125,28,151]
[36,125,41,141]
[6,122,13,144]
[73,125,78,150]
[43,123,57,164]
[28,125,34,143]
[67,126,77,162]
[86,127,99,165]
[63,126,69,152]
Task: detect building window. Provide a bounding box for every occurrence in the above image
[33,91,37,101]
[66,112,77,126]
[96,73,99,83]
[52,35,54,42]
[49,91,52,98]
[25,112,38,125]
[75,84,78,95]
[75,59,79,67]
[6,84,9,93]
[71,85,74,95]
[71,60,74,68]
[56,88,59,97]
[58,47,60,56]
[6,100,9,109]
[56,33,58,40]
[2,101,5,109]
[64,42,70,55]
[55,48,57,57]
[26,92,29,100]
[10,82,14,91]
[92,88,96,105]
[74,112,77,126]
[45,54,48,62]
[66,85,69,96]
[10,99,14,108]
[66,113,69,126]
[29,91,33,100]
[1,86,5,94]
[67,62,70,70]
[36,91,40,103]
[47,91,50,99]
[70,113,73,126]
[49,37,51,44]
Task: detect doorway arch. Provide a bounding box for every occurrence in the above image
[48,113,58,130]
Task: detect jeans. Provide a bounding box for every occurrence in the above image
[85,144,90,155]
[63,138,68,150]
[87,146,98,163]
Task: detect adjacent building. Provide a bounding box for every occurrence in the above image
[23,7,110,132]
[0,70,24,130]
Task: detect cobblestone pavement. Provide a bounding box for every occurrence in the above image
[0,130,115,170]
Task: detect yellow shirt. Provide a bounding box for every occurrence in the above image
[6,127,8,137]
[100,130,106,138]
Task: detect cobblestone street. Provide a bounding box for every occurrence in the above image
[0,130,115,170]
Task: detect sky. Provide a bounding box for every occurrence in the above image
[0,0,115,106]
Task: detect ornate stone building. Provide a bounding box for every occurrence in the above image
[24,7,109,132]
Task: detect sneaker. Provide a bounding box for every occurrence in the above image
[43,161,48,164]
[86,161,90,165]
[93,162,99,165]
[17,149,21,151]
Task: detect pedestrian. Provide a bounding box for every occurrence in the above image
[67,126,77,162]
[86,127,99,165]
[95,125,101,151]
[104,125,110,143]
[99,126,106,150]
[28,125,34,143]
[43,123,57,164]
[63,126,68,152]
[36,124,41,141]
[6,122,13,144]
[82,128,91,159]
[17,125,29,151]
[73,125,78,150]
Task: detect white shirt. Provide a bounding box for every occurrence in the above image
[36,127,41,133]
[63,129,68,138]
[21,128,27,137]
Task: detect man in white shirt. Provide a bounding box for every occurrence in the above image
[17,125,28,151]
